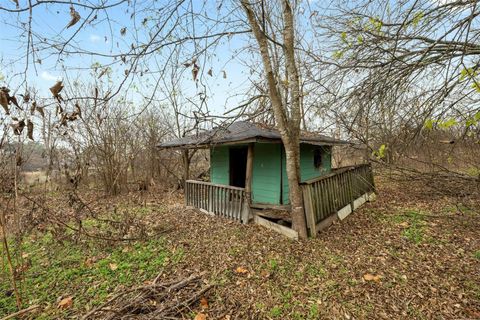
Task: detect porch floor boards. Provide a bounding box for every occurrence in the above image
[251,208,292,223]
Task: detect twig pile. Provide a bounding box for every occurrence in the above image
[82,273,212,319]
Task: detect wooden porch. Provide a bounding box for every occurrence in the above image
[185,163,375,238]
[301,163,375,237]
[185,180,250,223]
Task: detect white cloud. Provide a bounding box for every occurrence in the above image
[40,71,60,81]
[89,34,101,43]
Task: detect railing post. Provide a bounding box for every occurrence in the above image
[241,191,249,224]
[208,184,213,213]
[368,163,376,193]
[347,169,355,211]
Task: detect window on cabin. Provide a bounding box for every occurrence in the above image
[314,148,322,168]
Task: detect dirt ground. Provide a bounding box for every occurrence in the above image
[1,176,479,319]
[144,177,480,319]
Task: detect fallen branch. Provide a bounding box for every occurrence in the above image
[1,304,40,320]
[81,272,212,319]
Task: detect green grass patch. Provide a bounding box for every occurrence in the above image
[401,211,426,244]
[473,250,480,260]
[0,231,178,318]
[379,210,428,244]
[269,305,283,318]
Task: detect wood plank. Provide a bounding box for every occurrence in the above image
[254,215,298,240]
[234,190,240,220]
[208,185,213,213]
[227,189,232,218]
[185,179,245,191]
[193,183,197,208]
[326,178,333,216]
[318,180,325,221]
[315,212,338,232]
[250,203,291,211]
[300,164,368,185]
[337,204,352,220]
[220,187,225,217]
[352,193,368,210]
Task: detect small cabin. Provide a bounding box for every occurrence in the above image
[211,137,334,206]
[159,121,375,239]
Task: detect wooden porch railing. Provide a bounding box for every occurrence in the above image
[301,163,375,237]
[185,180,249,223]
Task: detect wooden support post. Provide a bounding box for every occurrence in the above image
[348,170,354,211]
[242,143,254,224]
[208,184,213,213]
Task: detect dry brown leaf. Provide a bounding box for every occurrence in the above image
[363,273,382,282]
[235,266,248,274]
[98,68,108,79]
[9,95,20,109]
[22,92,30,103]
[194,313,206,320]
[120,27,127,36]
[200,296,209,309]
[11,119,25,135]
[84,257,97,268]
[27,120,34,140]
[66,6,81,29]
[58,296,73,309]
[0,90,9,114]
[50,81,64,98]
[109,263,118,271]
[36,105,45,118]
[207,69,213,77]
[30,101,36,115]
[260,270,271,278]
[222,70,227,79]
[192,64,199,81]
[74,103,82,118]
[59,113,68,126]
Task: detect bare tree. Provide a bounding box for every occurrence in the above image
[240,0,308,238]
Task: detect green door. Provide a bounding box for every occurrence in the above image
[252,143,282,205]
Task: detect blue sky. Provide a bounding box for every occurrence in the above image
[0,0,258,117]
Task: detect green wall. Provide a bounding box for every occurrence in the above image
[282,145,332,204]
[251,143,282,204]
[210,143,332,206]
[210,146,229,185]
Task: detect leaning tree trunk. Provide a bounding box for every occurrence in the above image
[283,139,306,237]
[241,0,308,238]
[182,149,190,188]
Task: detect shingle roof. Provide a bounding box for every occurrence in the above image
[157,121,349,149]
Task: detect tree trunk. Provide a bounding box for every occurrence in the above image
[182,149,190,188]
[241,0,308,238]
[283,140,306,236]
